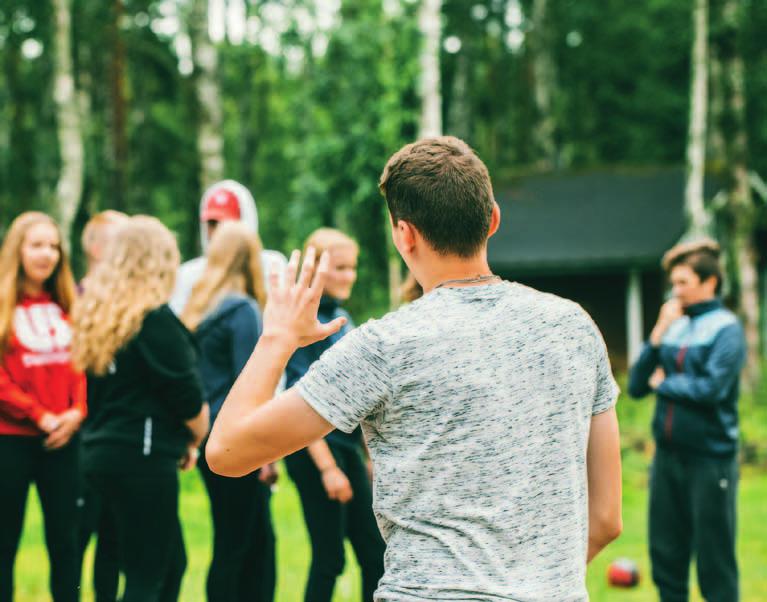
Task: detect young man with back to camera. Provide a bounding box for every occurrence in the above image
[628,240,745,602]
[206,136,623,601]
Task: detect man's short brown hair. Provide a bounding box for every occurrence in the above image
[379,136,495,257]
[662,238,723,294]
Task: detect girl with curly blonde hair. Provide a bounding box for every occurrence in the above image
[73,215,209,602]
[181,221,276,602]
[0,212,84,602]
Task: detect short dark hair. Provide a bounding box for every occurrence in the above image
[662,238,723,294]
[379,136,495,257]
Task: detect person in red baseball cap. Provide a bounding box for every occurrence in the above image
[169,180,286,315]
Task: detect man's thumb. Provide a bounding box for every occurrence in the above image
[320,317,347,338]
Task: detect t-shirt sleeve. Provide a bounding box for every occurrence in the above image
[294,324,391,433]
[587,314,620,415]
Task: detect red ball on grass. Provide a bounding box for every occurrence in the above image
[607,558,640,588]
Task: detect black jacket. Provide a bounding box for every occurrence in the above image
[83,305,205,473]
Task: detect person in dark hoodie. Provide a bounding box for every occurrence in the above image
[181,220,277,602]
[284,228,385,602]
[628,239,745,602]
[72,216,209,602]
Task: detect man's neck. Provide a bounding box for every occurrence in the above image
[419,257,495,293]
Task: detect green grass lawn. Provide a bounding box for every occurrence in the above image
[14,461,767,601]
[13,388,767,601]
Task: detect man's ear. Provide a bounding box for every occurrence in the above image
[391,217,417,255]
[702,275,719,295]
[487,202,501,239]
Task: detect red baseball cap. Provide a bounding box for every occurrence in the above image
[200,187,241,222]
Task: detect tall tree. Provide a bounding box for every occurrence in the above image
[109,0,127,210]
[684,0,711,237]
[712,0,761,377]
[191,0,225,189]
[529,0,558,168]
[52,0,84,245]
[418,0,442,138]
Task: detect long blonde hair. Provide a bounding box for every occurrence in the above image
[181,221,266,332]
[71,215,180,375]
[0,212,76,356]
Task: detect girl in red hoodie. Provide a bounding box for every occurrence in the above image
[0,211,86,602]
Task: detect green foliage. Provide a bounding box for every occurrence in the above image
[1,0,767,319]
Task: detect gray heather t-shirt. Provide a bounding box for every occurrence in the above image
[296,281,619,601]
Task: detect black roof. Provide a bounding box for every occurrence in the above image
[487,167,720,275]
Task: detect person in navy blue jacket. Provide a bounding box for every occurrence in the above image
[628,239,745,602]
[181,221,276,602]
[284,228,385,602]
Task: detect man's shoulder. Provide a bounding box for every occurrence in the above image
[509,282,586,317]
[361,282,592,339]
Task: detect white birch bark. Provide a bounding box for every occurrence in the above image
[418,0,442,139]
[52,0,84,247]
[192,0,225,188]
[530,0,558,168]
[721,0,760,379]
[684,0,711,237]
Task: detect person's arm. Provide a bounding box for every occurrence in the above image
[627,344,661,399]
[307,439,353,503]
[179,402,210,471]
[186,402,210,447]
[0,364,52,427]
[137,308,207,421]
[206,248,348,477]
[627,299,682,398]
[655,323,745,405]
[587,407,623,562]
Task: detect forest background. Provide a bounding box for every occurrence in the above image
[2,0,767,323]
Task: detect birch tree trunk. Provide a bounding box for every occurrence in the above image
[447,52,471,142]
[530,0,558,169]
[684,0,711,237]
[191,0,225,189]
[52,0,84,247]
[418,0,442,138]
[716,0,760,380]
[110,0,128,210]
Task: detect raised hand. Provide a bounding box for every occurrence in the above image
[650,298,683,346]
[263,247,347,349]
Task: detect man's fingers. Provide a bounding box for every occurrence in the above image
[286,249,300,286]
[298,246,317,289]
[309,251,331,297]
[45,432,66,449]
[268,259,281,294]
